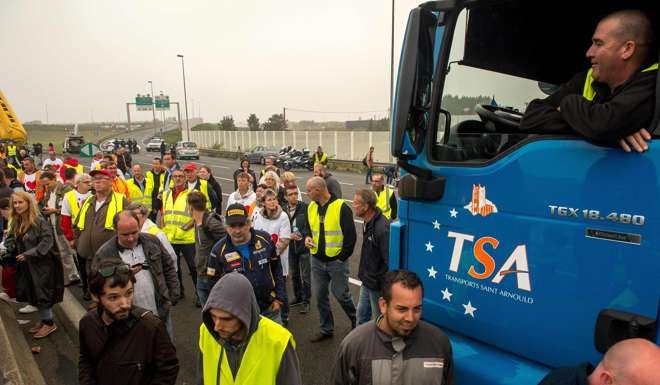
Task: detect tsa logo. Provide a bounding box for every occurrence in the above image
[464,184,497,217]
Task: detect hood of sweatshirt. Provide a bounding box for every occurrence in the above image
[202,272,261,350]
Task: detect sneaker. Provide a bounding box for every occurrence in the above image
[28,322,44,334]
[289,299,304,308]
[34,323,58,339]
[0,292,16,302]
[299,303,310,314]
[309,332,333,343]
[18,304,38,314]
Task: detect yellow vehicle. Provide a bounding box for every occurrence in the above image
[0,89,28,144]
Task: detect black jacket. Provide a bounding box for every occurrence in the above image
[205,176,223,214]
[79,306,179,385]
[537,362,593,385]
[4,216,64,308]
[93,233,180,319]
[283,201,311,256]
[520,66,657,142]
[357,209,390,291]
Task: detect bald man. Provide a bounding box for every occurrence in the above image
[305,176,356,342]
[521,10,657,153]
[538,338,660,385]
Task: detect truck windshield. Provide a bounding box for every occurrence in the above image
[432,9,546,163]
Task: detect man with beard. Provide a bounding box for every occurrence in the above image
[332,270,454,385]
[79,261,179,385]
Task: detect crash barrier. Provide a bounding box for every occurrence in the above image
[191,130,394,163]
[199,148,395,175]
[0,301,48,385]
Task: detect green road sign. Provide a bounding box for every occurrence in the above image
[135,94,153,111]
[155,95,170,111]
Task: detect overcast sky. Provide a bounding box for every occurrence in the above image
[2,0,432,125]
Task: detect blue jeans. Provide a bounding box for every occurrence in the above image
[311,258,356,335]
[196,276,211,308]
[365,167,373,184]
[38,307,53,322]
[262,307,283,325]
[357,286,381,325]
[290,252,311,303]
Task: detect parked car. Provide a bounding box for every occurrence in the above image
[175,141,199,160]
[244,145,279,165]
[63,135,85,154]
[146,138,164,152]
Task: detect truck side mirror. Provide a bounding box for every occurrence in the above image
[392,8,438,159]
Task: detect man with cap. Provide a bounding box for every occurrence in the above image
[182,163,219,213]
[206,203,287,324]
[74,169,129,300]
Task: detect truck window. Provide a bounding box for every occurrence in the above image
[432,9,546,164]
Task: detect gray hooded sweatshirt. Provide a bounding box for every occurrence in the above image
[196,272,302,385]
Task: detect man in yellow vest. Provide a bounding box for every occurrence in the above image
[521,10,657,153]
[126,164,153,208]
[146,157,166,222]
[4,140,19,169]
[161,168,196,304]
[304,176,357,342]
[371,172,397,220]
[182,163,218,211]
[198,272,301,385]
[74,169,128,300]
[313,146,328,166]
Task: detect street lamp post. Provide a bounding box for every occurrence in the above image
[177,54,191,142]
[148,80,157,136]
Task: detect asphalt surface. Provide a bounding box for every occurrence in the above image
[55,132,376,385]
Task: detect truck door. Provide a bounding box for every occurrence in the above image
[391,3,660,384]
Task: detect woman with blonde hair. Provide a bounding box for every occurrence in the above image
[4,191,64,338]
[279,171,302,204]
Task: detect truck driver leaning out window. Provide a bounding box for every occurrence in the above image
[520,9,658,153]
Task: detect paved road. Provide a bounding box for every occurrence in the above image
[71,132,378,384]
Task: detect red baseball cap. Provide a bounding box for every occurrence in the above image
[183,163,197,171]
[90,169,113,179]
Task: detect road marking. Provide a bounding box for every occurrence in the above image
[339,182,354,186]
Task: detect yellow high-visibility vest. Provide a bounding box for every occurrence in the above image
[63,190,81,219]
[308,199,344,257]
[162,188,194,244]
[7,145,17,157]
[75,192,125,231]
[126,177,154,207]
[375,186,394,220]
[189,178,212,210]
[198,316,294,385]
[313,152,327,165]
[583,62,658,101]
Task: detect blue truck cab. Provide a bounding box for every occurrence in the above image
[389,1,659,383]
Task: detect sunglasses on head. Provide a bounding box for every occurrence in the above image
[97,264,131,278]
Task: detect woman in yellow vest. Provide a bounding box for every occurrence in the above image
[198,272,301,385]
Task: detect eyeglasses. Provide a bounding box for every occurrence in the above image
[97,264,131,278]
[173,175,186,178]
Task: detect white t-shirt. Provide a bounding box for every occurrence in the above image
[118,244,158,314]
[227,190,256,209]
[22,172,38,193]
[43,158,63,171]
[252,210,291,276]
[61,191,92,216]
